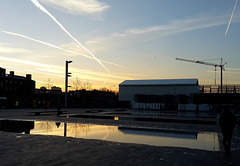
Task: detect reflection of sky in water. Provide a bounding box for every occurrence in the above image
[30,121,219,151]
[119,129,197,139]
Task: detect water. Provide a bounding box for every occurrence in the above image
[0,120,219,151]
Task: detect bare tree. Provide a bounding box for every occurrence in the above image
[72,77,81,90]
[99,87,109,92]
[82,80,92,90]
[45,78,53,89]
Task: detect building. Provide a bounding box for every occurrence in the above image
[51,86,62,91]
[68,89,117,108]
[34,86,62,109]
[0,67,35,108]
[119,79,200,110]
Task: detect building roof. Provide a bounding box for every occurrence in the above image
[119,79,199,86]
[6,75,31,81]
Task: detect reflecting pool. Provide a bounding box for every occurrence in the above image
[0,120,219,151]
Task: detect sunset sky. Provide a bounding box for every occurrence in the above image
[1,0,240,91]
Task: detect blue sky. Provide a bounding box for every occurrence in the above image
[1,0,240,90]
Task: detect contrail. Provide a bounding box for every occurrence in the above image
[225,0,238,36]
[2,30,122,68]
[30,0,110,84]
[2,31,89,59]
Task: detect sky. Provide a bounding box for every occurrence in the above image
[1,0,240,91]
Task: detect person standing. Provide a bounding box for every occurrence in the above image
[219,107,237,155]
[15,101,19,109]
[56,100,61,117]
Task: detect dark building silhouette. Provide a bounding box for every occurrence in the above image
[0,67,35,108]
[35,86,62,109]
[69,89,117,108]
[34,88,118,109]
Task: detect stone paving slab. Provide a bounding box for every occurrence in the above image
[0,131,240,166]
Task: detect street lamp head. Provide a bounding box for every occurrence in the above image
[67,60,73,63]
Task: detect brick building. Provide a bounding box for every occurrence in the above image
[0,67,35,108]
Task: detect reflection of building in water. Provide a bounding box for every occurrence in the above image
[0,120,34,134]
[119,128,197,140]
[8,120,218,151]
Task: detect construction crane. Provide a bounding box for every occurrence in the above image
[176,57,227,93]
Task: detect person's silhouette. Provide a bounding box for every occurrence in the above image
[56,100,61,117]
[219,107,237,155]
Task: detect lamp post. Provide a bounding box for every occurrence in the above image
[65,60,72,109]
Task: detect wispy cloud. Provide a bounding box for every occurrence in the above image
[0,56,61,69]
[225,68,240,74]
[59,42,124,68]
[0,55,128,85]
[2,65,64,78]
[86,14,240,50]
[39,0,109,16]
[2,30,123,68]
[0,44,31,54]
[208,68,240,74]
[227,68,240,71]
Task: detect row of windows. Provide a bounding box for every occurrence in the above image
[0,80,35,94]
[5,80,24,85]
[2,87,35,94]
[0,70,5,79]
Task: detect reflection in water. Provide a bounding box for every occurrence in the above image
[27,121,220,151]
[68,123,92,137]
[119,128,197,139]
[30,121,94,138]
[0,120,34,134]
[64,123,67,137]
[32,121,62,136]
[55,122,61,128]
[0,120,219,151]
[39,122,53,134]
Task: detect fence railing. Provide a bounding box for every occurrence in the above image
[200,85,240,93]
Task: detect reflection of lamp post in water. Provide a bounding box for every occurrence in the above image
[64,123,67,137]
[55,122,67,137]
[65,60,72,109]
[55,122,61,128]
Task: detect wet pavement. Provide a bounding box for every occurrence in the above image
[0,108,240,166]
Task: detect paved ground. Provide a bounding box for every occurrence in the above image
[0,108,240,166]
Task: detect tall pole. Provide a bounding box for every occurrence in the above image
[65,60,72,109]
[65,61,68,109]
[220,58,223,93]
[221,67,223,93]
